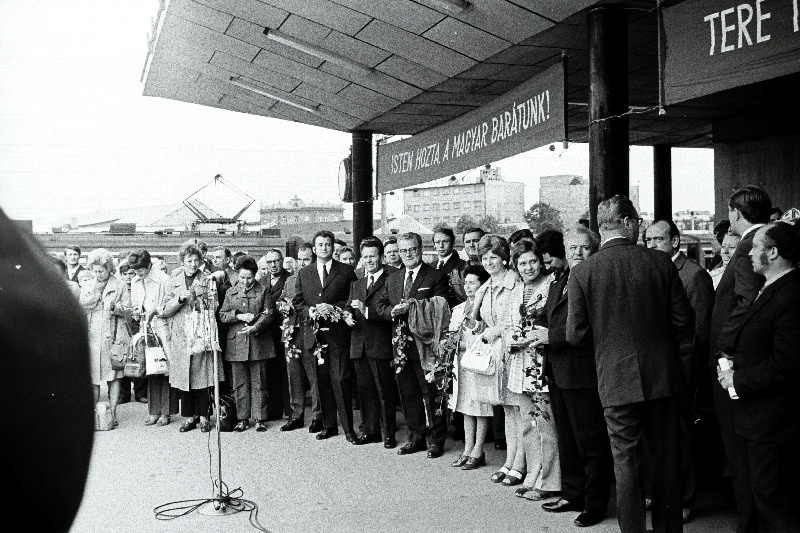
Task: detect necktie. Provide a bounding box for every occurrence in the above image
[403,270,413,299]
[366,275,374,293]
[322,264,328,287]
[437,260,444,269]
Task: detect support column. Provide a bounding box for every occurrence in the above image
[588,6,629,232]
[653,144,672,221]
[351,130,373,253]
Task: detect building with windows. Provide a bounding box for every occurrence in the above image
[403,167,525,228]
[259,196,343,227]
[539,175,640,227]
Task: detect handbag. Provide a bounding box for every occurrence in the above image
[460,336,500,376]
[145,323,169,376]
[124,332,147,379]
[109,314,131,371]
[216,394,237,432]
[94,401,114,431]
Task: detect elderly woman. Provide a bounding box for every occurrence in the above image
[505,239,560,501]
[80,248,124,427]
[709,232,740,289]
[449,264,492,470]
[218,255,277,432]
[159,243,225,433]
[470,234,526,486]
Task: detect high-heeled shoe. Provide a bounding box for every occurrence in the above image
[462,452,486,470]
[491,467,510,483]
[502,470,524,486]
[451,454,469,468]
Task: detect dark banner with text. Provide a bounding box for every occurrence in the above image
[664,0,800,105]
[376,62,565,193]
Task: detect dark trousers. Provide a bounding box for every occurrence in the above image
[266,331,291,419]
[231,359,268,422]
[180,387,211,418]
[315,342,353,432]
[492,404,505,441]
[147,375,178,416]
[604,396,682,533]
[712,374,757,533]
[396,359,446,448]
[549,383,612,514]
[119,376,147,401]
[745,438,800,532]
[353,356,397,438]
[287,343,321,423]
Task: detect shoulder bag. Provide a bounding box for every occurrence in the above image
[460,336,499,375]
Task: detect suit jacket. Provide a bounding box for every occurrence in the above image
[545,269,598,389]
[674,251,715,385]
[292,260,356,350]
[347,266,397,360]
[429,253,467,308]
[732,268,800,442]
[566,238,695,408]
[710,230,765,361]
[375,262,448,360]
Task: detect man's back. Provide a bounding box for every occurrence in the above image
[567,238,694,407]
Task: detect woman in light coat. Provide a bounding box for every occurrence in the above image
[159,243,225,433]
[218,255,277,432]
[80,248,124,427]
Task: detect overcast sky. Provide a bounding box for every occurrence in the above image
[0,0,714,228]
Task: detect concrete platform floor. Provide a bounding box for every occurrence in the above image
[70,399,738,533]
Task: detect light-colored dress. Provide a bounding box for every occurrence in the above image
[449,300,493,417]
[81,275,123,385]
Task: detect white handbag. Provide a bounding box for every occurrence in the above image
[460,336,500,376]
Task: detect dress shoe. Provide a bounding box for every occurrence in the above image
[542,498,580,513]
[316,427,339,440]
[308,419,324,433]
[157,415,171,427]
[462,453,486,470]
[234,420,249,432]
[354,433,382,445]
[574,510,605,527]
[384,437,397,449]
[345,430,358,443]
[427,444,444,458]
[199,421,211,433]
[144,415,160,426]
[451,454,469,468]
[255,421,267,432]
[397,440,426,455]
[281,418,303,432]
[179,418,198,432]
[494,439,507,450]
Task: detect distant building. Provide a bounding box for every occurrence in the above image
[674,210,714,233]
[539,175,640,226]
[259,196,344,227]
[403,167,525,228]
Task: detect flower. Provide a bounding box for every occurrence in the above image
[309,304,345,365]
[391,320,413,374]
[426,330,459,416]
[278,299,302,359]
[513,293,550,420]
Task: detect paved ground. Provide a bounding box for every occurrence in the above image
[70,398,738,533]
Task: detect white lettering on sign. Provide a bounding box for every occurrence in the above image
[391,151,414,174]
[704,0,776,55]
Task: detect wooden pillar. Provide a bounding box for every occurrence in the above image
[653,144,672,221]
[351,130,373,253]
[588,6,629,231]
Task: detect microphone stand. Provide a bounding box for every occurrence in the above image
[198,275,242,516]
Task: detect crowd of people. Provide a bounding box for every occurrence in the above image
[54,185,800,533]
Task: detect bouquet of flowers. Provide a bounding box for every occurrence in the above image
[426,330,459,416]
[512,293,550,420]
[391,319,413,374]
[277,299,302,360]
[309,305,354,365]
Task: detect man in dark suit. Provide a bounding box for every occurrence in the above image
[710,185,771,533]
[259,249,292,421]
[429,227,466,309]
[346,237,399,448]
[293,230,357,441]
[537,226,612,528]
[567,195,695,533]
[645,219,715,523]
[376,232,449,458]
[717,222,800,533]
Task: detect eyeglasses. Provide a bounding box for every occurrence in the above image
[265,260,280,264]
[398,247,418,255]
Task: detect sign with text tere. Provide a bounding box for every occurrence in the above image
[376,62,565,193]
[664,0,800,105]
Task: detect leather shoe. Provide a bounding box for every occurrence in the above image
[144,415,160,426]
[199,421,211,432]
[234,420,249,432]
[451,454,468,468]
[316,427,339,440]
[397,440,426,455]
[308,419,324,433]
[426,445,444,458]
[461,452,485,470]
[281,418,303,432]
[179,418,198,432]
[574,510,605,527]
[354,433,382,445]
[384,437,397,449]
[345,430,358,443]
[255,421,267,432]
[542,498,579,513]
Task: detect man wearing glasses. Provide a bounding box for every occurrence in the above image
[567,195,695,533]
[260,249,292,422]
[376,232,449,458]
